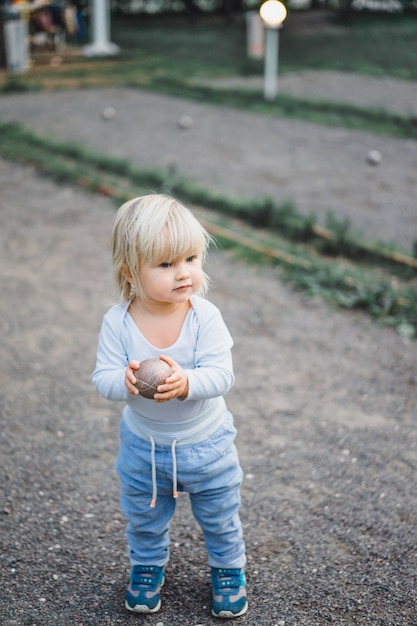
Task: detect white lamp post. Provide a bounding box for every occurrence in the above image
[259,0,287,101]
[83,0,120,57]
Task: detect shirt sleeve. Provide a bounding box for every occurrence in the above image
[184,301,235,401]
[92,307,130,402]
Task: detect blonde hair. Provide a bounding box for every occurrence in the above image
[112,194,212,303]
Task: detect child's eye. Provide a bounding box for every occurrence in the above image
[160,262,171,268]
[186,255,196,262]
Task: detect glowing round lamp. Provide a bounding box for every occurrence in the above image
[260,0,287,28]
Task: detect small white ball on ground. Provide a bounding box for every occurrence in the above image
[134,358,172,399]
[367,149,382,165]
[178,114,193,129]
[101,106,117,121]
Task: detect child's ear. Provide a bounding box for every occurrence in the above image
[121,265,134,284]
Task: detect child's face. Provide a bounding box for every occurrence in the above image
[140,253,203,305]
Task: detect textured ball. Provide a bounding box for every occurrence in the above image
[134,358,172,399]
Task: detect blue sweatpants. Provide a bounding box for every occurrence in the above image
[115,412,246,569]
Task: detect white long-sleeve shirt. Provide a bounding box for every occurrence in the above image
[92,295,235,444]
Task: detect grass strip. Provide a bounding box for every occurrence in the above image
[201,218,417,339]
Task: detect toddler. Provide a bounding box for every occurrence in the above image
[92,194,247,618]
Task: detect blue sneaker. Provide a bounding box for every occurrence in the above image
[125,565,165,613]
[211,568,248,618]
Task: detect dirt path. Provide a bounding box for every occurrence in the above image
[1,81,417,625]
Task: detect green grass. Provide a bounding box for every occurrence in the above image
[108,11,417,80]
[111,14,248,77]
[280,13,417,77]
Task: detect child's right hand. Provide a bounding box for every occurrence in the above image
[125,360,140,395]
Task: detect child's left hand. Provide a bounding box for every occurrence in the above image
[153,355,189,402]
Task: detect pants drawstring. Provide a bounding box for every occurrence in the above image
[171,438,178,499]
[149,436,179,508]
[150,435,157,508]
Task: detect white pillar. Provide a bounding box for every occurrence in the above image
[259,0,287,101]
[82,0,120,57]
[263,27,278,101]
[4,10,30,74]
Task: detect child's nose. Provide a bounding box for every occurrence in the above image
[177,262,191,278]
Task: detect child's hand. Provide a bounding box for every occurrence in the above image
[153,355,189,402]
[125,360,140,395]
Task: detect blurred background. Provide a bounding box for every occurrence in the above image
[0,0,417,333]
[1,0,417,84]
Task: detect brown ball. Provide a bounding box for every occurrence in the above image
[134,358,172,399]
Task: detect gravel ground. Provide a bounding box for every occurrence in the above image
[1,76,417,626]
